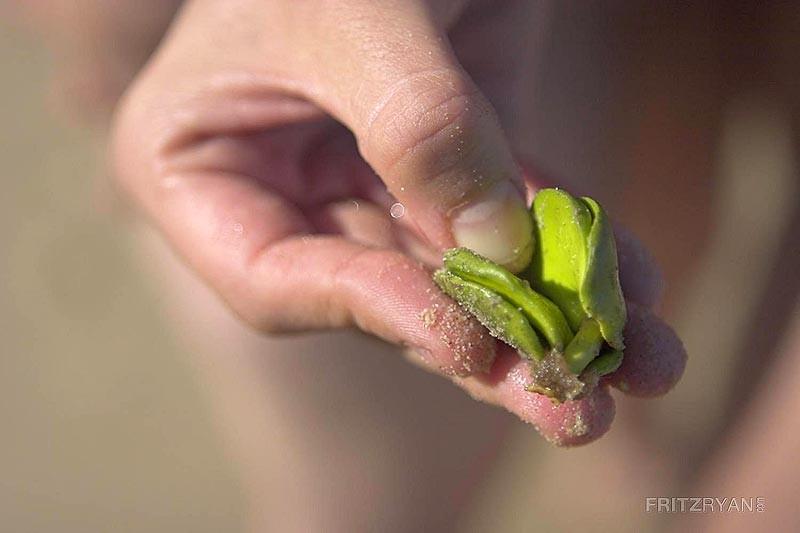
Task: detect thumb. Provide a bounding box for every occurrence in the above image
[304,2,534,272]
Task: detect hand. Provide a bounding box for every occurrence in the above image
[110,0,686,445]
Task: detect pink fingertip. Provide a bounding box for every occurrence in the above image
[469,349,616,446]
[416,290,497,376]
[357,254,497,377]
[606,303,687,397]
[615,225,665,309]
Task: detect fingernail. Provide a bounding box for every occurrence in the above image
[451,181,534,273]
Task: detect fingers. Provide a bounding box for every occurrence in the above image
[605,303,687,397]
[112,115,498,377]
[111,163,496,377]
[109,0,506,378]
[448,301,686,447]
[446,299,687,445]
[455,348,616,446]
[114,152,612,443]
[297,1,534,272]
[249,236,498,377]
[108,0,683,446]
[614,225,665,309]
[123,0,533,269]
[454,302,687,444]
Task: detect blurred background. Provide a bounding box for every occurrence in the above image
[0,14,243,533]
[1,2,798,531]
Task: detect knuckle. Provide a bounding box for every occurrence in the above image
[110,81,157,188]
[360,69,486,181]
[237,305,284,334]
[109,72,199,202]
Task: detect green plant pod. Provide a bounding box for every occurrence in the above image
[528,188,593,331]
[433,269,545,360]
[583,349,624,377]
[442,248,573,351]
[579,197,626,350]
[529,189,626,350]
[432,188,627,403]
[563,319,605,374]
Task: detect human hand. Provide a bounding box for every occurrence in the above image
[110,0,686,445]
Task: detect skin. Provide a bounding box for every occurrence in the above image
[105,0,684,431]
[15,0,682,440]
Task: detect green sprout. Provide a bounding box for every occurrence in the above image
[434,188,627,402]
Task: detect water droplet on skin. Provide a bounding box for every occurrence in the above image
[232,222,244,235]
[390,202,405,219]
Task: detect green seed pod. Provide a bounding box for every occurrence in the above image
[442,248,573,351]
[433,188,627,402]
[529,189,626,351]
[433,269,545,360]
[583,349,623,377]
[528,189,592,331]
[562,319,605,375]
[579,197,626,350]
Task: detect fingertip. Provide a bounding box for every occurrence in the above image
[464,351,615,446]
[614,225,665,309]
[451,180,534,274]
[344,250,497,377]
[607,303,687,397]
[516,381,616,447]
[416,290,498,376]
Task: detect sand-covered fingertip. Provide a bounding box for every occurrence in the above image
[614,225,665,309]
[418,288,497,376]
[463,351,615,446]
[515,381,616,447]
[605,303,687,397]
[343,249,496,378]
